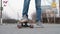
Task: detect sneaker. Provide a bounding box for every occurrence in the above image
[21,15,28,22]
[34,21,44,28]
[33,24,41,28]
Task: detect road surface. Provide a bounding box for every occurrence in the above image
[0,24,60,34]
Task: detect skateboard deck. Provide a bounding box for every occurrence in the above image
[17,20,34,29]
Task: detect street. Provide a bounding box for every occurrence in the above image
[0,24,60,34]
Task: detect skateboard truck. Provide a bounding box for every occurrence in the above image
[21,22,29,27]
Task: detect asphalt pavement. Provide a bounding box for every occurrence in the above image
[0,24,60,34]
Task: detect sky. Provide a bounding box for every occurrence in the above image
[2,0,59,20]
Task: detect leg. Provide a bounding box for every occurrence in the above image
[22,0,31,27]
[35,0,44,27]
[22,0,30,18]
[35,0,41,22]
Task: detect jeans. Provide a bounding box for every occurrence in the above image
[22,0,41,22]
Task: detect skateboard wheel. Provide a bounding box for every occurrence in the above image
[30,25,34,28]
[17,25,22,29]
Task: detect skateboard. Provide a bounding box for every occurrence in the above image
[17,20,34,29]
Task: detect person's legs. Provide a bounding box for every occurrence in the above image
[22,0,34,27]
[21,0,31,22]
[22,0,30,18]
[20,0,31,27]
[35,0,43,27]
[35,0,41,22]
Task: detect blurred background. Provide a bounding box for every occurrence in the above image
[0,0,59,23]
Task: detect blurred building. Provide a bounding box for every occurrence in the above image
[41,5,58,17]
[1,0,59,23]
[2,5,58,23]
